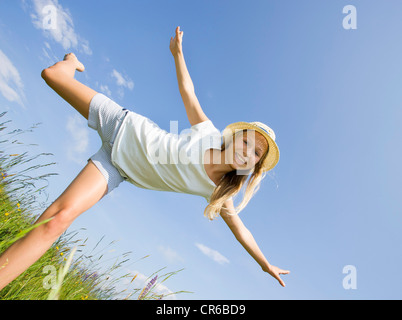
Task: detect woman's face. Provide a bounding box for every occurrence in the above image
[228,130,268,171]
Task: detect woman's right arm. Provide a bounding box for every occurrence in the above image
[220,199,290,287]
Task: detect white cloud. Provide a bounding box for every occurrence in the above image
[99,84,112,97]
[29,0,92,55]
[110,69,134,99]
[41,42,59,66]
[0,50,25,108]
[158,245,184,263]
[195,243,230,265]
[111,69,134,90]
[65,114,89,165]
[94,81,112,98]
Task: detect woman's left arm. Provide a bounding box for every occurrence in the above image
[170,26,209,126]
[220,199,290,287]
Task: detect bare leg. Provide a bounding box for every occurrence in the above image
[0,54,107,290]
[41,53,97,120]
[0,160,108,290]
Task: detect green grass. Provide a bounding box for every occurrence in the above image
[0,111,190,300]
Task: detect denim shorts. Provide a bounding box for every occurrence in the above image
[87,93,129,195]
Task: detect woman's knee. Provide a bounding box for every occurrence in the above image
[43,207,76,239]
[41,62,70,83]
[41,67,60,85]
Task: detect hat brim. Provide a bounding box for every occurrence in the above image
[222,122,280,172]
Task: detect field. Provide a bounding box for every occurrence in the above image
[0,111,186,300]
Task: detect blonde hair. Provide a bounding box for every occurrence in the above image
[203,129,269,220]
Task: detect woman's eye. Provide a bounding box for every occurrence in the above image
[244,140,258,156]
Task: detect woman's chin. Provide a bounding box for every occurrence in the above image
[232,161,253,173]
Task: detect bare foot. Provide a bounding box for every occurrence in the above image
[63,53,85,72]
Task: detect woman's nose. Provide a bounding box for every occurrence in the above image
[245,145,254,157]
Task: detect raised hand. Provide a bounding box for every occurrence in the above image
[170,26,184,56]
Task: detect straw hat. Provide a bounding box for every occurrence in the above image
[222,121,280,172]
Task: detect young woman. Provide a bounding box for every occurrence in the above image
[0,26,289,290]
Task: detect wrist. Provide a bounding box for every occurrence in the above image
[261,262,272,272]
[173,50,183,59]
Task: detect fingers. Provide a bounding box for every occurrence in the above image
[275,273,286,287]
[170,26,183,43]
[175,26,184,37]
[275,269,290,287]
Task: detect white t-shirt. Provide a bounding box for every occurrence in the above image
[111,110,222,202]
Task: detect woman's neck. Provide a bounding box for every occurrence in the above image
[203,148,234,185]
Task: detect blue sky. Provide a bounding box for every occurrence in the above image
[1,0,402,299]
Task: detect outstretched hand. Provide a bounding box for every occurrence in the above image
[170,26,184,56]
[264,264,290,287]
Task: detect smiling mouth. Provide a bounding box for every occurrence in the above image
[235,152,246,165]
